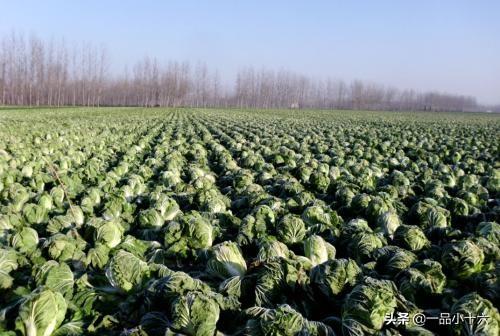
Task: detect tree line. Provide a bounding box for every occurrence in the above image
[0,32,485,111]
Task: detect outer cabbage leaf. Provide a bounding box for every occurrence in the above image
[0,248,19,289]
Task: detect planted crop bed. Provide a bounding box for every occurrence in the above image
[0,108,499,336]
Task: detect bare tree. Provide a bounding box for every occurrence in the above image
[0,31,484,112]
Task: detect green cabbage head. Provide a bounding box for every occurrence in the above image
[34,261,74,298]
[303,235,336,266]
[276,214,306,245]
[105,250,150,292]
[393,225,430,252]
[451,293,499,336]
[207,241,247,279]
[15,289,67,336]
[441,240,484,279]
[170,291,220,336]
[395,259,446,305]
[310,258,362,298]
[11,227,39,253]
[94,220,123,248]
[342,277,397,331]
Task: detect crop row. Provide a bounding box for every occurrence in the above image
[0,108,499,336]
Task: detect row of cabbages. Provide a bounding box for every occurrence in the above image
[0,108,499,336]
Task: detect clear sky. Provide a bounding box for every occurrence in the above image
[1,0,499,104]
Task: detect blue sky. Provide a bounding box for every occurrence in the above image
[1,0,499,104]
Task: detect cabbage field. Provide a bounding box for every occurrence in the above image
[0,107,499,336]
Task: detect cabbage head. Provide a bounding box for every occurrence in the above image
[395,259,446,305]
[245,305,305,336]
[170,291,220,336]
[154,195,180,220]
[351,193,372,216]
[253,258,308,307]
[310,258,362,298]
[237,214,267,246]
[11,227,39,253]
[34,260,74,298]
[46,215,73,235]
[15,289,67,336]
[181,212,213,250]
[309,171,330,193]
[86,243,110,269]
[486,170,499,193]
[424,207,449,228]
[106,250,150,292]
[376,210,401,238]
[393,225,430,252]
[94,220,123,248]
[147,271,211,302]
[447,197,469,217]
[245,304,334,336]
[257,239,290,262]
[276,214,306,245]
[373,246,416,277]
[303,235,336,266]
[450,293,499,336]
[342,277,398,332]
[409,201,449,229]
[253,205,276,229]
[366,197,391,221]
[441,240,484,279]
[345,230,385,263]
[45,233,86,262]
[302,205,341,228]
[164,211,214,258]
[139,209,164,229]
[207,241,247,279]
[11,189,30,213]
[476,222,500,245]
[66,206,84,226]
[22,204,48,225]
